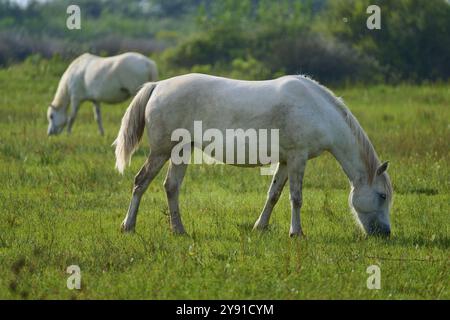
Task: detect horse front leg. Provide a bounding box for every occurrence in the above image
[121,154,168,232]
[287,155,307,237]
[253,163,288,230]
[163,161,188,235]
[93,102,104,135]
[67,98,80,134]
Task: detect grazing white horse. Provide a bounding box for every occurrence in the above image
[113,73,393,237]
[47,52,158,135]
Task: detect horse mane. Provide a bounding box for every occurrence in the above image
[51,70,70,110]
[333,96,380,184]
[298,75,390,190]
[51,53,92,109]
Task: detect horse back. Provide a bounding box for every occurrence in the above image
[146,74,335,157]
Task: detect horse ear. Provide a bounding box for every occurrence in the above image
[376,161,389,176]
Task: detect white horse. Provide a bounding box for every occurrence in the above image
[47,52,158,136]
[113,73,393,237]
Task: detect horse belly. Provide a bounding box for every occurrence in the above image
[199,139,278,167]
[85,62,132,103]
[99,87,130,103]
[89,79,130,103]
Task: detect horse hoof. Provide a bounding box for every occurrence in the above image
[253,220,269,231]
[289,230,306,238]
[120,221,135,233]
[171,226,187,235]
[173,230,187,236]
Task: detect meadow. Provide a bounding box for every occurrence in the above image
[0,58,448,299]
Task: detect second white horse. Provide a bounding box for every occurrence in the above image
[47,52,158,136]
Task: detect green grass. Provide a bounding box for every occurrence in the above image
[0,59,448,299]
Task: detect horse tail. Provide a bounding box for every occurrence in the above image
[113,82,157,174]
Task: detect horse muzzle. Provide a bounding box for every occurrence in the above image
[368,222,391,238]
[47,126,63,136]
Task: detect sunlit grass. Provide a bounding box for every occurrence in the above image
[0,60,448,299]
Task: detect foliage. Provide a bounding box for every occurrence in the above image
[0,0,449,82]
[0,0,198,65]
[162,0,378,83]
[322,0,450,82]
[161,0,450,83]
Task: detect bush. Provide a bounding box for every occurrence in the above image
[163,25,248,68]
[162,19,379,83]
[258,31,382,84]
[324,0,450,82]
[230,56,273,80]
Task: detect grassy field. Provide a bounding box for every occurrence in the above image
[0,59,448,299]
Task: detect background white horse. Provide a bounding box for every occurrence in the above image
[114,73,393,238]
[47,52,158,135]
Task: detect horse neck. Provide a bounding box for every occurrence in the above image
[329,116,373,187]
[299,75,379,187]
[52,74,70,111]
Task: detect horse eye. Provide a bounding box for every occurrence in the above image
[49,114,54,120]
[379,193,387,200]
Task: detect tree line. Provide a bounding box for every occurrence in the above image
[0,0,448,84]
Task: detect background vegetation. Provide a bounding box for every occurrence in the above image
[0,0,449,84]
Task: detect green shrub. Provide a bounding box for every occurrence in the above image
[324,0,450,82]
[230,56,272,80]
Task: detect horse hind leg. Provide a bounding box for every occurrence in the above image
[253,163,288,230]
[121,153,168,232]
[163,161,188,235]
[92,102,104,135]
